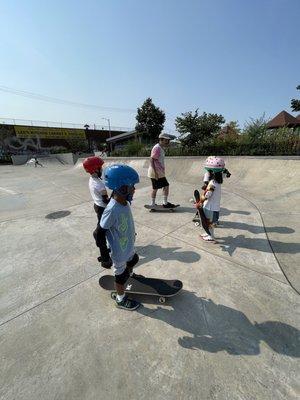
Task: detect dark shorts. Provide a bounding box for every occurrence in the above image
[151,177,169,189]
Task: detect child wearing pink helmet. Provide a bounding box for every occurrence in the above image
[202,156,231,226]
[198,156,228,241]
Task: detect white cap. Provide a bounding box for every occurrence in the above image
[159,132,172,140]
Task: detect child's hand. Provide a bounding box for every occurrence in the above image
[195,201,202,209]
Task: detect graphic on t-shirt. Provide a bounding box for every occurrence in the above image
[119,213,129,251]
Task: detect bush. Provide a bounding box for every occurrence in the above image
[110,128,300,157]
[111,141,146,157]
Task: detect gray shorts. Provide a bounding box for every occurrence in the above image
[113,252,135,276]
[203,208,214,222]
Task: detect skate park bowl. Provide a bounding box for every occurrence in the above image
[1,156,299,400]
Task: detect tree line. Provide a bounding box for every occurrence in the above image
[130,86,299,156]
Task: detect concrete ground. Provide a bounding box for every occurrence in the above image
[0,156,299,400]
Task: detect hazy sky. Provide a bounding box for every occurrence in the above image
[0,0,299,132]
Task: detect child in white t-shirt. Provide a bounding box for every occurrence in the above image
[83,156,112,268]
[202,167,231,225]
[201,171,224,241]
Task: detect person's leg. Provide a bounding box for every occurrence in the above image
[151,188,158,206]
[162,185,169,205]
[93,205,111,267]
[114,267,140,310]
[201,208,214,238]
[162,179,176,208]
[126,253,139,276]
[212,211,220,224]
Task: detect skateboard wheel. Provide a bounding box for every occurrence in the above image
[150,209,156,212]
[195,222,200,227]
[159,297,166,303]
[111,292,117,300]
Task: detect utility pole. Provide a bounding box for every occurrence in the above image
[101,117,111,152]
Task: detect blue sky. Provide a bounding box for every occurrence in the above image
[0,0,299,132]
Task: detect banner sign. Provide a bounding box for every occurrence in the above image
[14,125,86,139]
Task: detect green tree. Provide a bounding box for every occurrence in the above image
[135,98,165,143]
[291,85,300,112]
[243,114,269,141]
[175,109,225,147]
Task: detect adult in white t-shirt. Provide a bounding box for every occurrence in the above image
[147,132,175,208]
[83,156,112,268]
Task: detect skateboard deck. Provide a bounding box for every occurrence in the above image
[144,204,180,212]
[194,189,211,234]
[99,274,183,303]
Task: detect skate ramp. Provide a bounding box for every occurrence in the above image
[1,155,299,400]
[74,156,299,292]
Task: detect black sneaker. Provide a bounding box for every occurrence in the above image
[163,202,176,208]
[116,295,140,311]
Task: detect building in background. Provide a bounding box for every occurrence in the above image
[266,110,300,130]
[0,119,131,155]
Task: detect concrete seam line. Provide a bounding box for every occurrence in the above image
[0,272,101,328]
[0,219,192,327]
[226,189,300,296]
[167,233,291,289]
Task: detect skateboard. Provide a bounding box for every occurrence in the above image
[144,204,180,212]
[99,274,183,303]
[193,189,211,234]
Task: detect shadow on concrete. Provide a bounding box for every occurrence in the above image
[220,221,295,234]
[138,292,300,357]
[174,206,195,214]
[135,244,201,267]
[45,210,71,219]
[218,235,300,255]
[144,206,194,214]
[220,207,251,216]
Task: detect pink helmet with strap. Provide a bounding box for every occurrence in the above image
[204,156,225,172]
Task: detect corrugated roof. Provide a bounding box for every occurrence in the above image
[106,130,141,143]
[266,110,300,128]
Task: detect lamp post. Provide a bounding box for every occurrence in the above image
[84,124,91,152]
[101,117,111,153]
[101,118,111,138]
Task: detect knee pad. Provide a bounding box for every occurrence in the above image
[127,253,139,268]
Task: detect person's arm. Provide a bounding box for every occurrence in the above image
[150,147,161,179]
[100,206,116,230]
[100,189,110,205]
[204,183,215,199]
[150,157,158,179]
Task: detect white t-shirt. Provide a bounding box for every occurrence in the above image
[203,180,222,211]
[147,143,165,179]
[203,171,210,182]
[89,176,107,208]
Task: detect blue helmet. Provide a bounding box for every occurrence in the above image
[104,164,139,190]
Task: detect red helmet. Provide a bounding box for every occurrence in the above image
[83,156,104,174]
